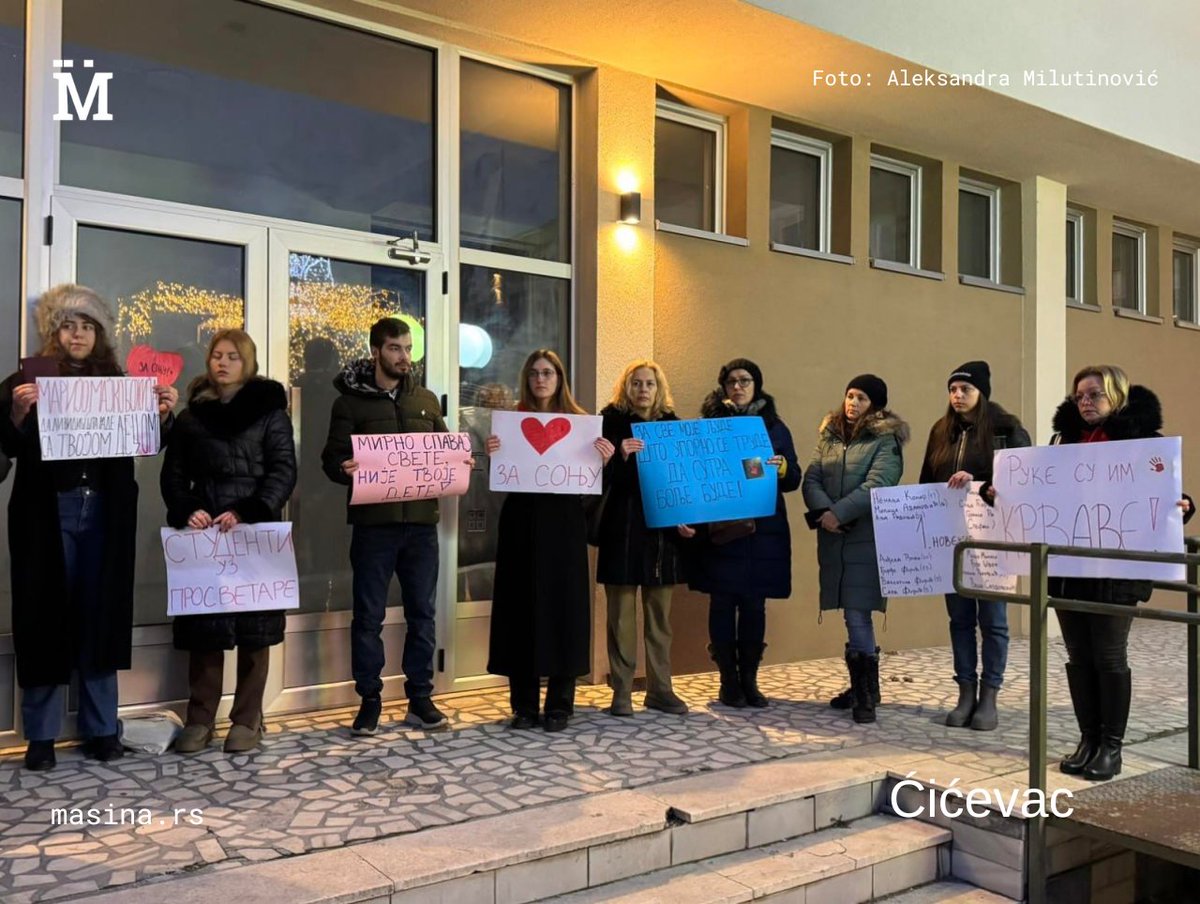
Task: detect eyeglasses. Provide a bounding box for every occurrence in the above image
[528,368,556,380]
[724,378,754,388]
[1073,391,1107,406]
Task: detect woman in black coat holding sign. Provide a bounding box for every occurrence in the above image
[161,329,296,755]
[485,350,614,732]
[1036,365,1193,781]
[0,284,176,771]
[598,360,690,718]
[919,362,1031,732]
[687,358,801,709]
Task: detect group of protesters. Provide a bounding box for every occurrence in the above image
[0,284,1192,785]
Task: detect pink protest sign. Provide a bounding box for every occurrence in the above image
[350,432,473,505]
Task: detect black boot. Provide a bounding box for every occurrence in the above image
[1060,663,1102,775]
[971,684,1000,731]
[737,641,769,708]
[832,646,881,709]
[946,682,977,727]
[848,651,877,724]
[1084,668,1131,781]
[708,643,746,708]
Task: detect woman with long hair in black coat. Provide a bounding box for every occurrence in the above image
[1036,365,1193,780]
[0,284,177,771]
[918,361,1030,731]
[597,359,690,717]
[161,329,296,754]
[485,350,615,732]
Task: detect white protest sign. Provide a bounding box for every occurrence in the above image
[37,376,160,461]
[871,482,1017,597]
[488,410,603,495]
[161,522,300,617]
[991,436,1185,580]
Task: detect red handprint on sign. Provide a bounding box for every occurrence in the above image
[1149,456,1165,473]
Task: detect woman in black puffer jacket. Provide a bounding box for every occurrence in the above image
[1045,364,1193,781]
[161,329,296,755]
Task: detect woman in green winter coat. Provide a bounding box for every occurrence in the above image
[802,375,909,724]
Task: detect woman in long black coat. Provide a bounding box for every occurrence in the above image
[161,329,296,755]
[688,358,801,708]
[0,284,177,771]
[485,349,614,732]
[597,360,689,718]
[1039,364,1193,781]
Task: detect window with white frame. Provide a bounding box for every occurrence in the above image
[958,178,999,281]
[655,100,725,234]
[1111,221,1146,312]
[1174,242,1199,324]
[1066,209,1084,304]
[870,155,921,267]
[769,130,831,252]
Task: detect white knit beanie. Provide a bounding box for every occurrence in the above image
[36,284,116,344]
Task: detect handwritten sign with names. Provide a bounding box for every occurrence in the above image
[631,417,778,529]
[36,376,160,461]
[350,432,472,505]
[488,410,603,495]
[991,436,1185,581]
[161,522,300,617]
[871,482,1016,598]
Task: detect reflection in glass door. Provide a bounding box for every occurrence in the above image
[268,232,443,712]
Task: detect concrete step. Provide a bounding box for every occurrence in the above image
[541,814,951,903]
[877,879,1018,902]
[83,746,918,904]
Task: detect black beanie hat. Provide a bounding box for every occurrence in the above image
[846,374,888,410]
[948,361,991,399]
[719,358,764,396]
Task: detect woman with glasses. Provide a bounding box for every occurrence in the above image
[597,360,691,717]
[485,350,615,731]
[918,361,1030,731]
[802,375,909,724]
[1040,365,1193,780]
[687,358,801,708]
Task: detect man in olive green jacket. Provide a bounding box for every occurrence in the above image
[322,317,449,735]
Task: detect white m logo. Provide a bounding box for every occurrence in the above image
[53,60,113,122]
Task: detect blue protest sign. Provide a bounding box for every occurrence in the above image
[631,417,778,528]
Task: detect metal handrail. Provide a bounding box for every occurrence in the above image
[952,536,1200,904]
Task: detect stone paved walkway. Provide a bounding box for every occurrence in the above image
[0,621,1190,902]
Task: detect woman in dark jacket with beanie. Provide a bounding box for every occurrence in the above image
[803,375,908,724]
[1037,365,1193,780]
[161,329,296,754]
[919,361,1030,732]
[598,360,689,717]
[688,358,801,708]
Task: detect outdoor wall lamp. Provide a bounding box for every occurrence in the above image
[619,191,641,224]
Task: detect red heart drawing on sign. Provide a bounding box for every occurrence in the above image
[521,416,571,455]
[126,345,184,386]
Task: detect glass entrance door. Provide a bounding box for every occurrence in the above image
[266,229,448,713]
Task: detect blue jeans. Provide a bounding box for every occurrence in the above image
[22,489,118,741]
[843,609,876,654]
[350,523,439,700]
[708,594,766,646]
[946,593,1009,688]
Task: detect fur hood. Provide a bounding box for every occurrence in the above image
[334,358,416,399]
[700,390,780,425]
[819,409,911,446]
[1051,384,1162,443]
[186,378,288,435]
